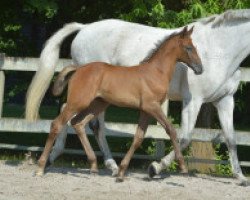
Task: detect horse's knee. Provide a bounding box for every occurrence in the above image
[224,135,237,151]
[180,138,191,149]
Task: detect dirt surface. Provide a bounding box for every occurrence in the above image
[0,160,249,200]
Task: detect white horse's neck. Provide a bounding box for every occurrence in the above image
[193,15,250,80]
[225,22,250,68]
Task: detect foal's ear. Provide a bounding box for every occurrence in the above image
[180,26,188,38]
[187,26,194,35]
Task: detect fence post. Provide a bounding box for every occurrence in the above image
[155,100,169,159]
[188,103,216,173]
[0,71,4,118]
[0,53,5,118]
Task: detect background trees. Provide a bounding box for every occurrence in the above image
[1,0,249,56]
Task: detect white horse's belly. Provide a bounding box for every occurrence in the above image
[204,69,241,102]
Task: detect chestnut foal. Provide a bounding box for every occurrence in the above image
[36,26,203,181]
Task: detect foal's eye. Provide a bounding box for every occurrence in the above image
[185,46,193,52]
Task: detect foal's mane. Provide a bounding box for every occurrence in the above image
[198,9,250,27]
[141,31,181,63]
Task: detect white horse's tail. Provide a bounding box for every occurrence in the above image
[25,22,85,121]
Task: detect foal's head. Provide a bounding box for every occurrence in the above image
[176,26,203,75]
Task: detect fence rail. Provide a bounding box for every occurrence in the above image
[0,54,250,167]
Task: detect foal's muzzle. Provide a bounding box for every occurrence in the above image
[191,63,203,75]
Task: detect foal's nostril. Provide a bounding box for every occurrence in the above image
[193,64,203,75]
[195,70,202,75]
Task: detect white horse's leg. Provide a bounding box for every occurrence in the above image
[213,95,249,186]
[148,98,203,177]
[89,112,118,176]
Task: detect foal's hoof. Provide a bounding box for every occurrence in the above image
[180,167,188,175]
[34,169,44,177]
[116,176,125,182]
[90,168,99,175]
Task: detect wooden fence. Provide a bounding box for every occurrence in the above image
[0,54,250,167]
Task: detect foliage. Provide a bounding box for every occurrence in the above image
[145,140,156,155]
[0,0,58,56]
[214,144,233,175]
[119,0,250,28]
[1,0,249,56]
[23,0,58,20]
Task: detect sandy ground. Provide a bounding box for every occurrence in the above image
[0,160,249,200]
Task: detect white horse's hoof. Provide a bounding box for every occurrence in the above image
[148,161,161,178]
[105,159,118,176]
[111,168,119,177]
[239,179,250,187]
[235,174,250,187]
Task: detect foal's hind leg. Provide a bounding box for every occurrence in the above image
[47,126,67,166]
[70,99,109,173]
[36,106,76,176]
[72,113,99,173]
[116,111,150,182]
[144,103,187,177]
[48,103,68,166]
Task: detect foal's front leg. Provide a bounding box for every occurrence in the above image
[145,103,187,177]
[149,98,202,177]
[116,111,150,182]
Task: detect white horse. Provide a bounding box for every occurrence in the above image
[26,9,250,185]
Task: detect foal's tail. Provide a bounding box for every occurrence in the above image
[25,22,85,121]
[52,65,77,96]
